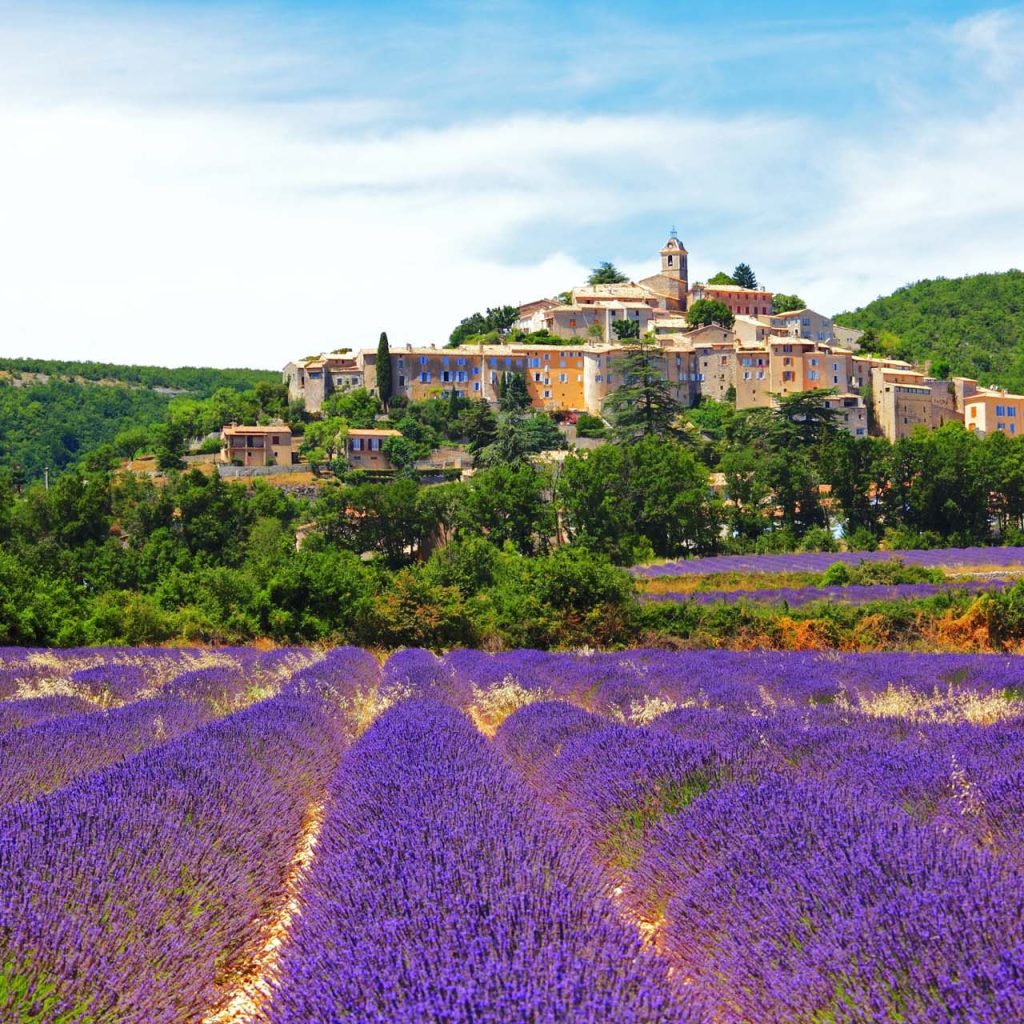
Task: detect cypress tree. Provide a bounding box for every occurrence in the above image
[376,331,393,409]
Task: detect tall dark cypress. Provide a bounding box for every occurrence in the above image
[376,331,393,409]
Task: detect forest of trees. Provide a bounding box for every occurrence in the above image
[834,270,1024,390]
[0,361,280,482]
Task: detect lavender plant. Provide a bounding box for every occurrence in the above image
[266,700,701,1023]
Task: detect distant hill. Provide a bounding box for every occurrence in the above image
[0,357,277,394]
[0,359,280,483]
[834,270,1024,391]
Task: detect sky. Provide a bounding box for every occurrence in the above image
[0,1,1022,370]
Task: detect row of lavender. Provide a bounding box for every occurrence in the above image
[634,544,1024,578]
[0,646,315,807]
[0,647,380,1023]
[642,578,1012,606]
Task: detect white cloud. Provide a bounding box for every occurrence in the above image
[0,99,806,367]
[0,5,1022,367]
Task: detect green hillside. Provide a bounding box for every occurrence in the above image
[0,359,281,482]
[834,270,1024,391]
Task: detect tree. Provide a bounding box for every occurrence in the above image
[708,271,735,285]
[587,262,629,285]
[498,372,531,413]
[476,413,564,468]
[772,293,806,314]
[376,332,393,409]
[686,299,735,330]
[557,437,720,562]
[321,388,379,428]
[448,306,521,346]
[457,400,498,454]
[601,341,682,441]
[457,465,555,554]
[448,312,490,346]
[824,433,888,536]
[732,263,758,289]
[300,417,348,474]
[775,389,841,447]
[612,318,640,340]
[486,306,519,333]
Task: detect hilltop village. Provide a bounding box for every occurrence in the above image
[278,233,1024,459]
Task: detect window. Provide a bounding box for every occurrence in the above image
[559,373,568,383]
[398,375,405,387]
[757,370,765,380]
[351,438,363,451]
[473,382,480,392]
[808,371,819,381]
[369,438,381,451]
[442,356,450,367]
[489,358,497,368]
[783,371,794,382]
[420,372,431,383]
[419,356,428,366]
[1010,407,1018,417]
[856,428,866,436]
[997,405,1006,416]
[529,358,540,368]
[534,372,542,382]
[472,367,479,375]
[456,371,467,383]
[441,371,451,382]
[999,422,1006,431]
[833,376,839,385]
[667,254,673,266]
[544,390,551,398]
[1013,424,1017,434]
[743,371,752,380]
[456,357,466,366]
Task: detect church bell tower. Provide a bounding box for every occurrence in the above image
[660,227,688,307]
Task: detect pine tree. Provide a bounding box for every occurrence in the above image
[601,340,682,442]
[732,263,758,289]
[499,372,531,413]
[376,331,393,409]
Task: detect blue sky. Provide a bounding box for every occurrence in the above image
[0,1,1022,368]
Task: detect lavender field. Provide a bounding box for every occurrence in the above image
[1,645,1023,1022]
[642,579,1013,607]
[634,545,1024,578]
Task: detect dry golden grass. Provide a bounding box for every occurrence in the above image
[468,676,553,737]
